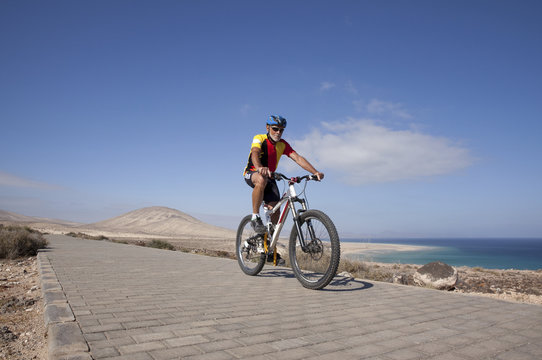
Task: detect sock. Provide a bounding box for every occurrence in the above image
[251,213,260,221]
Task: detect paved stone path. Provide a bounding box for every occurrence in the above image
[39,235,542,360]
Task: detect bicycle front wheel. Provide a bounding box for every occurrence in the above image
[289,210,340,290]
[236,215,266,276]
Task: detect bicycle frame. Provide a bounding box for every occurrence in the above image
[264,175,314,254]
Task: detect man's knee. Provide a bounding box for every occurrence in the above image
[251,173,268,188]
[265,202,277,210]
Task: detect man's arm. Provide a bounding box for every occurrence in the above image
[251,147,272,178]
[290,152,324,180]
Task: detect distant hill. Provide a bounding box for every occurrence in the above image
[0,210,81,226]
[1,207,235,239]
[87,206,235,238]
[0,210,38,222]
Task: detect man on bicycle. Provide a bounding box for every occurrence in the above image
[243,115,324,234]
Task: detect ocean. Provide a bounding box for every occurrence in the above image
[343,238,542,270]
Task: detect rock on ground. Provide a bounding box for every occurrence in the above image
[414,261,459,290]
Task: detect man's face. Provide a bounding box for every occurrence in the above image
[267,125,285,142]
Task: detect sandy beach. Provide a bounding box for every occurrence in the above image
[340,240,435,256]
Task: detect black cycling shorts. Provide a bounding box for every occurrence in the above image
[244,171,281,204]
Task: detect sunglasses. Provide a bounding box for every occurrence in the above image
[271,127,284,133]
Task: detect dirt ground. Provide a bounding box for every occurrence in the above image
[356,261,542,305]
[0,257,46,360]
[455,266,542,304]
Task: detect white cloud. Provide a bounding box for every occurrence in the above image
[290,119,473,185]
[0,171,60,190]
[320,82,336,91]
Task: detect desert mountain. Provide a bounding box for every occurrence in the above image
[87,206,236,238]
[1,207,236,240]
[0,210,38,222]
[0,210,81,226]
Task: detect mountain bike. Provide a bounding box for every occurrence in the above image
[236,173,340,290]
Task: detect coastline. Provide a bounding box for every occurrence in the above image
[340,241,436,256]
[341,238,542,271]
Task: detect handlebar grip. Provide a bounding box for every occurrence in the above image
[272,173,319,182]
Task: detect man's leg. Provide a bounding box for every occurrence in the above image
[246,172,268,234]
[251,172,268,215]
[264,202,280,224]
[263,201,285,265]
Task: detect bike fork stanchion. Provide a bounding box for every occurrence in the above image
[306,220,318,244]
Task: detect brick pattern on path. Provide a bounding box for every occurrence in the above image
[40,235,542,360]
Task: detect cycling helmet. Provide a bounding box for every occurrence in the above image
[267,115,287,128]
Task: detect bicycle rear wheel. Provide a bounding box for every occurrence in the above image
[289,210,340,290]
[236,215,266,276]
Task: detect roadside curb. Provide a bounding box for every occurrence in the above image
[37,251,92,360]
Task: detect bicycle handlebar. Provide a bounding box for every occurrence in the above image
[273,172,319,183]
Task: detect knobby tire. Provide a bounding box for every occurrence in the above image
[236,215,266,276]
[289,209,340,290]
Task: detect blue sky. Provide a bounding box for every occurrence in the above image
[1,1,541,238]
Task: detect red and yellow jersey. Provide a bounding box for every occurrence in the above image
[243,134,295,175]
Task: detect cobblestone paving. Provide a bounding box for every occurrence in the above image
[41,235,542,359]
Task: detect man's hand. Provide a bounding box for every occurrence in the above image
[257,167,272,178]
[314,172,324,181]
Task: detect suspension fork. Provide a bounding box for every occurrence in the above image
[291,197,317,252]
[302,201,319,245]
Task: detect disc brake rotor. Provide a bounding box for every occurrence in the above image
[307,238,324,260]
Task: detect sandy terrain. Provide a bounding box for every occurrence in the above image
[341,240,435,256]
[0,257,46,360]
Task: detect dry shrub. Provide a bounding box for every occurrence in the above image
[188,248,236,259]
[0,225,48,259]
[66,232,109,240]
[148,239,176,250]
[338,256,394,282]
